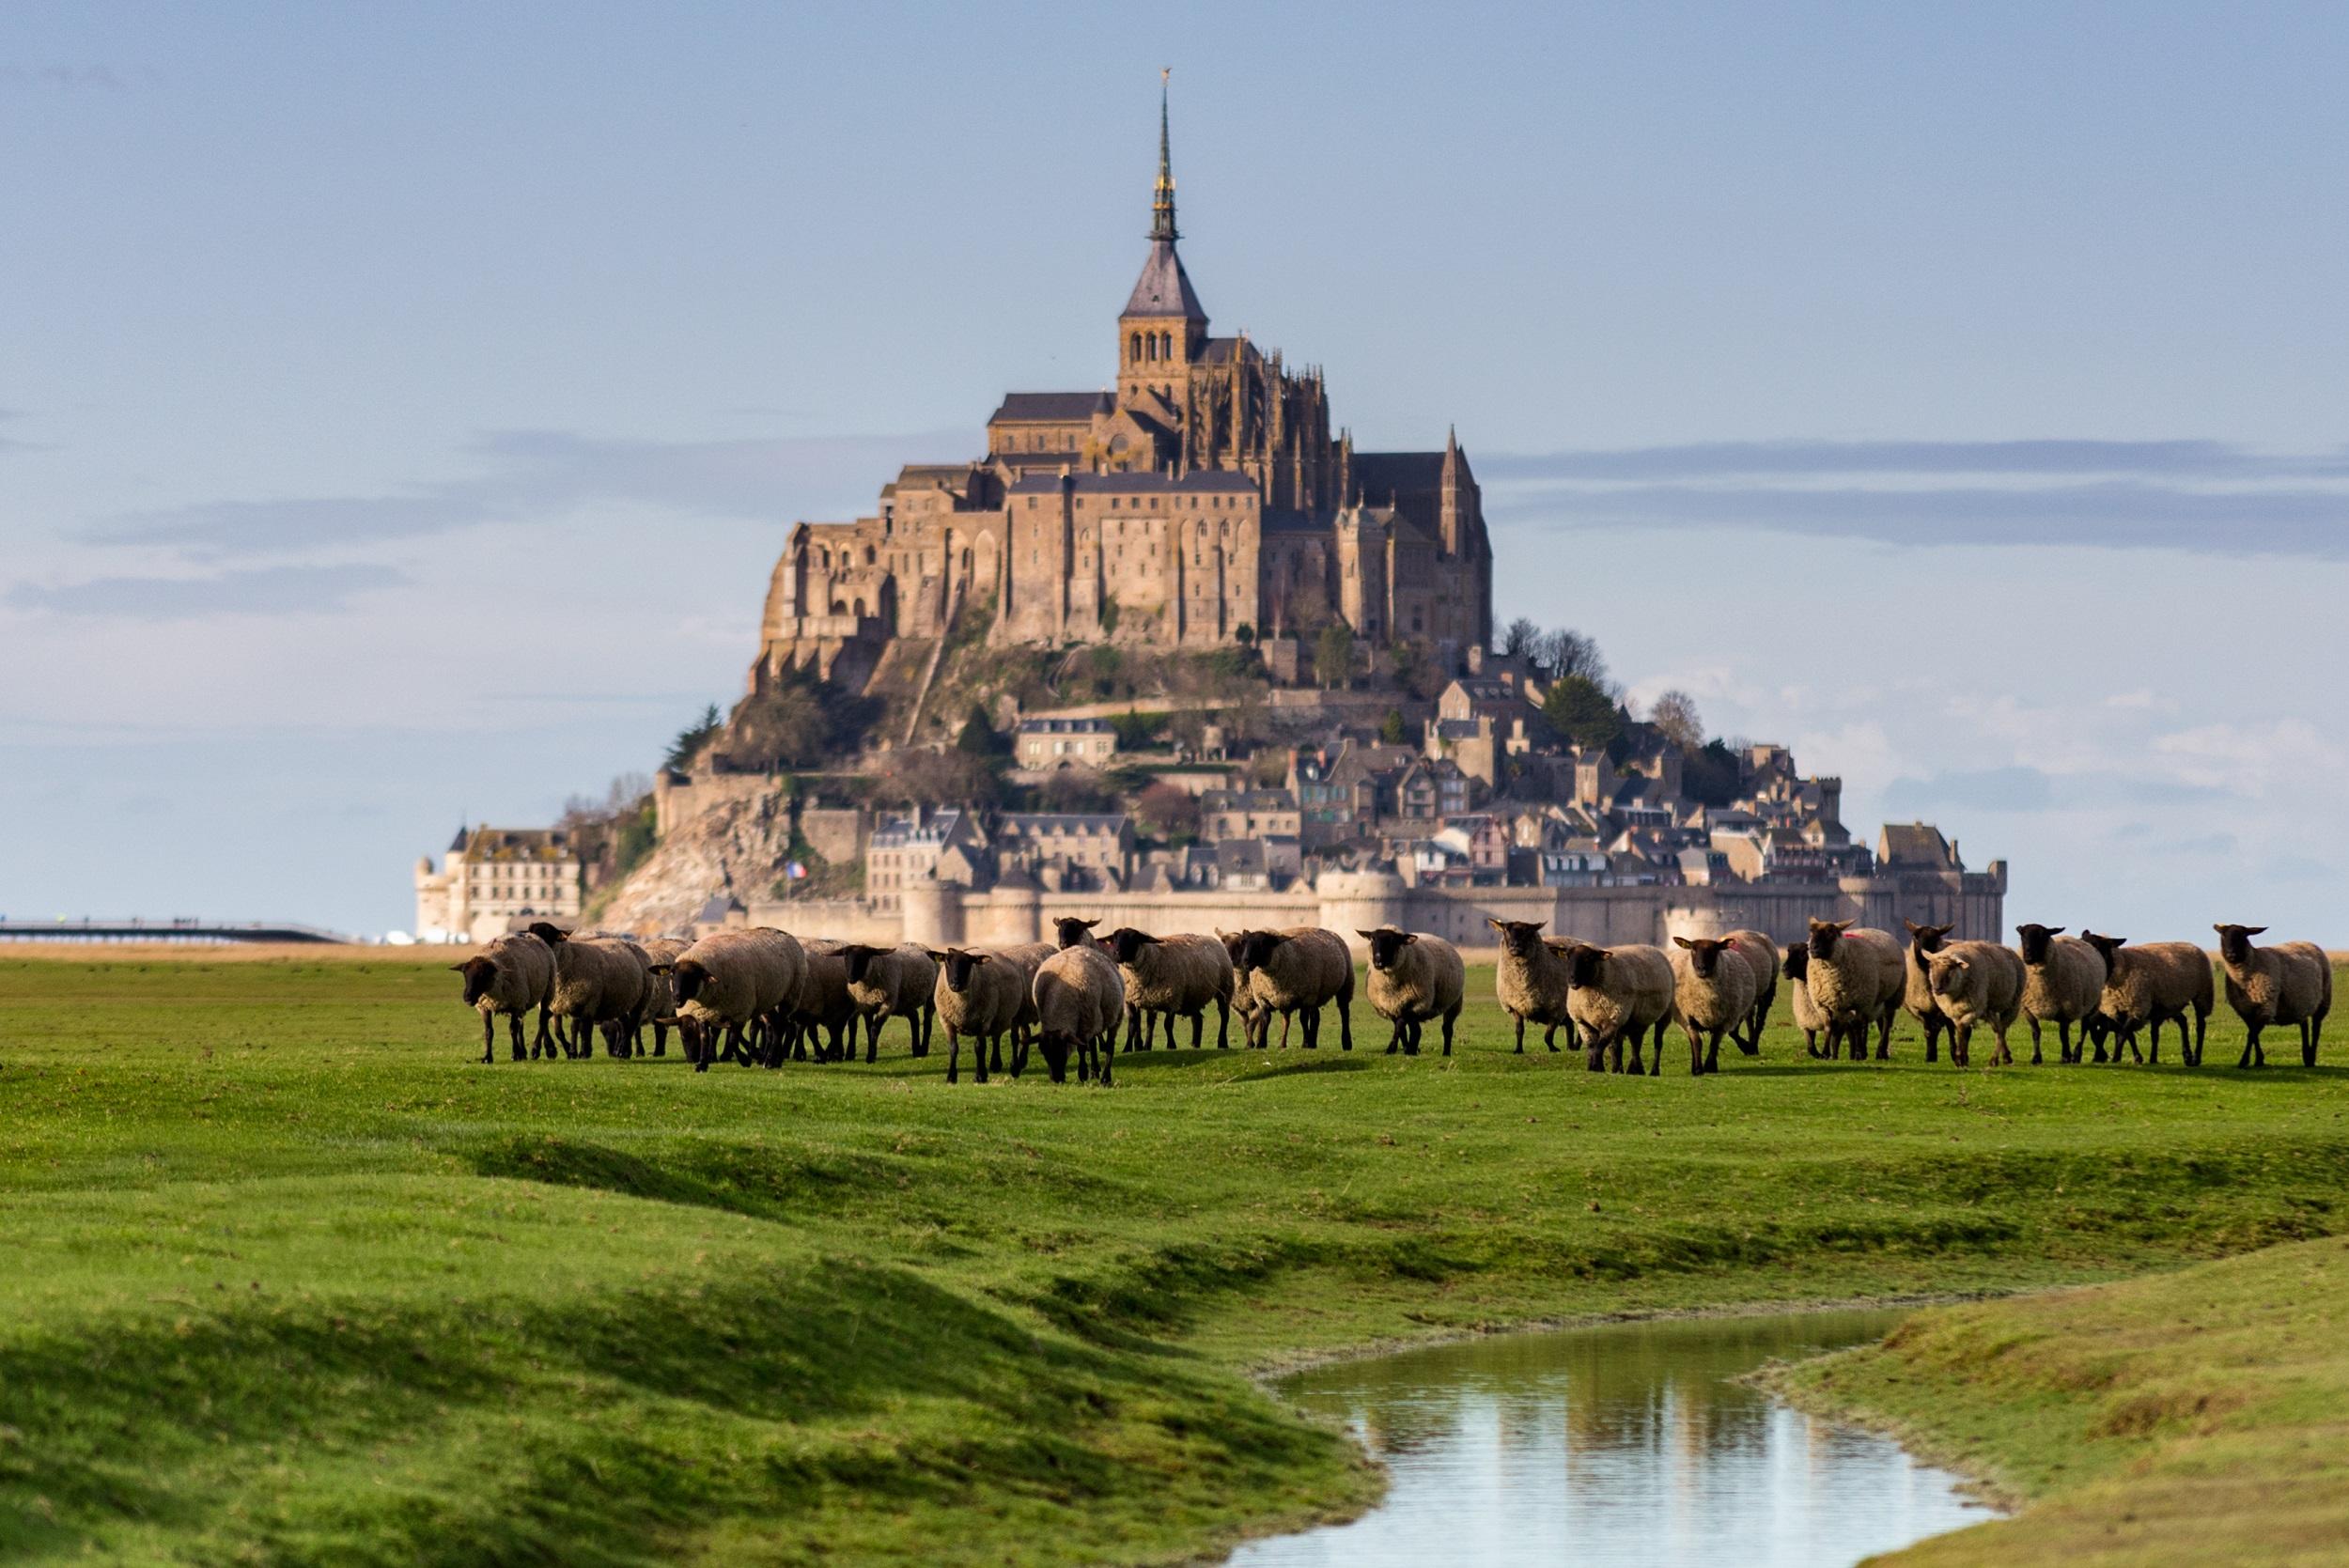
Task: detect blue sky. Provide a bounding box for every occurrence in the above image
[4,2,2346,938]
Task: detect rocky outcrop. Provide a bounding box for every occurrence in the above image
[595,789,793,935]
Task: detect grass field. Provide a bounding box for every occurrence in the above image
[2,945,2344,1565]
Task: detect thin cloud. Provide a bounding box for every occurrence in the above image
[1482,438,2349,557]
[5,563,408,618]
[92,427,962,559]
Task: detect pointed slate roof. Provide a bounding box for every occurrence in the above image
[1123,238,1206,322]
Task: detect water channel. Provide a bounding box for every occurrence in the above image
[1228,1308,1999,1567]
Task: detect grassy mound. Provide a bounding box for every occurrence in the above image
[2,948,2345,1562]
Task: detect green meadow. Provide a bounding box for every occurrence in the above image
[1,948,2343,1565]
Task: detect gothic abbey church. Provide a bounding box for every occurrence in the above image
[759,87,1495,691]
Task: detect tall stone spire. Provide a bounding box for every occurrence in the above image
[1151,69,1178,242]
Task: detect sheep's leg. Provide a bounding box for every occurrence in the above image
[479,1013,495,1065]
[1584,1029,1608,1072]
[1097,1028,1114,1088]
[2304,1010,2322,1068]
[1513,1015,1526,1054]
[1688,1025,1706,1077]
[1386,1020,1402,1055]
[946,1026,961,1084]
[2238,1024,2260,1069]
[1190,1010,1204,1050]
[1650,1018,1667,1077]
[1338,1000,1353,1051]
[1441,1008,1458,1056]
[864,1014,879,1065]
[1214,996,1229,1050]
[975,1029,994,1085]
[1992,1023,2012,1067]
[1122,1004,1141,1053]
[1544,1022,1560,1053]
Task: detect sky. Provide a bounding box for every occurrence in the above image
[4,2,2346,939]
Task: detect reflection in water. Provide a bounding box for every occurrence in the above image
[1229,1310,1996,1568]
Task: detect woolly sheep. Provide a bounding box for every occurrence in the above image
[1901,921,1956,1064]
[1032,941,1126,1085]
[1671,937,1757,1077]
[661,925,806,1072]
[1229,927,1357,1051]
[1924,940,2027,1067]
[528,923,649,1060]
[2214,924,2332,1069]
[1805,920,1906,1062]
[1103,929,1234,1051]
[838,943,939,1063]
[450,931,556,1063]
[1357,927,1466,1057]
[1219,930,1274,1048]
[794,939,860,1063]
[1781,942,1834,1058]
[1722,928,1780,1056]
[929,947,1027,1084]
[2081,934,2214,1066]
[1555,940,1677,1076]
[990,941,1057,1075]
[2015,924,2106,1066]
[1486,918,1578,1055]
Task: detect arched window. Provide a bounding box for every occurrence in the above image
[853,597,866,616]
[864,545,876,564]
[1130,331,1142,361]
[831,600,847,614]
[1159,331,1172,360]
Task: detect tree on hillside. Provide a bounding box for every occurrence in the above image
[955,704,1009,759]
[1499,617,1541,661]
[1034,769,1119,814]
[1314,623,1355,689]
[1648,690,1704,753]
[881,747,1003,809]
[1134,781,1201,841]
[1379,708,1408,745]
[1543,675,1625,753]
[1532,629,1609,689]
[663,703,724,770]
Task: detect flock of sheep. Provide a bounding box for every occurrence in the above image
[446,914,2333,1082]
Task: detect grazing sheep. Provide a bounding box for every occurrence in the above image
[1722,929,1780,1055]
[1218,930,1276,1049]
[450,931,556,1063]
[2214,924,2332,1069]
[1103,929,1234,1051]
[1671,938,1757,1077]
[528,923,650,1060]
[930,947,1027,1084]
[1357,927,1466,1057]
[2080,934,2214,1066]
[2015,924,2107,1066]
[1032,941,1126,1085]
[630,937,689,1057]
[837,943,939,1063]
[793,940,860,1064]
[660,926,806,1072]
[1805,920,1906,1062]
[1924,941,2028,1067]
[1555,940,1677,1076]
[989,941,1057,1076]
[1781,942,1835,1058]
[1901,921,1956,1064]
[1230,928,1357,1051]
[1486,918,1579,1055]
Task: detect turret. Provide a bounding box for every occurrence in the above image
[1117,72,1206,402]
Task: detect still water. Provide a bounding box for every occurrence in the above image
[1228,1309,1997,1568]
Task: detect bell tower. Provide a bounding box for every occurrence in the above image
[1117,71,1206,405]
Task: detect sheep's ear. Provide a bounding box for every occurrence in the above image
[925,949,948,962]
[2245,925,2266,937]
[970,953,991,965]
[1078,918,1100,929]
[647,963,674,975]
[1674,936,1695,949]
[448,962,467,971]
[1356,929,1377,940]
[1486,917,1505,932]
[2046,925,2066,936]
[1402,933,1419,945]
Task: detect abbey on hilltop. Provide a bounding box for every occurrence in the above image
[757,80,1494,691]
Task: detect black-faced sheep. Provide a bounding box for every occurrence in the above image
[2214,924,2331,1068]
[838,943,939,1063]
[1554,940,1677,1075]
[661,926,806,1072]
[1722,928,1780,1055]
[1486,917,1577,1055]
[1032,941,1126,1085]
[1781,942,1834,1058]
[1671,937,1756,1076]
[1924,940,2027,1067]
[1229,927,1356,1051]
[930,947,1027,1084]
[1806,920,1906,1062]
[1901,921,1955,1063]
[450,931,556,1063]
[2079,934,2213,1066]
[2015,924,2106,1065]
[1358,927,1466,1057]
[793,939,860,1063]
[527,923,649,1060]
[1103,929,1234,1051]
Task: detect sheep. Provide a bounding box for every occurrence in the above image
[1781,942,1835,1058]
[1805,920,1906,1062]
[793,939,860,1063]
[1486,917,1579,1055]
[527,923,649,1060]
[1032,941,1126,1085]
[1102,928,1234,1051]
[1901,921,1955,1064]
[2214,924,2332,1069]
[1357,927,1466,1057]
[660,926,806,1072]
[929,947,1028,1084]
[450,931,556,1063]
[2015,924,2107,1066]
[1051,915,1113,953]
[1229,927,1357,1051]
[627,936,689,1057]
[1923,940,2028,1067]
[837,943,939,1063]
[1219,930,1275,1049]
[1671,937,1757,1076]
[990,941,1057,1076]
[1722,929,1780,1055]
[2079,934,2214,1066]
[1554,940,1677,1075]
